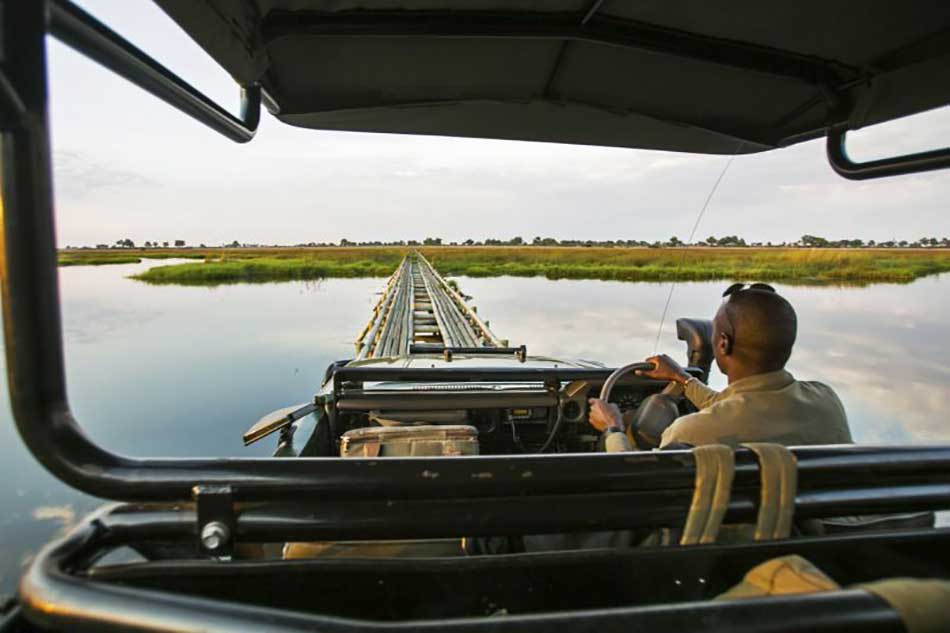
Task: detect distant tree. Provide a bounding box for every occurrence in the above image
[720,235,746,247]
[668,236,682,247]
[423,237,442,246]
[509,236,524,245]
[162,241,169,248]
[174,239,185,247]
[705,236,718,246]
[800,234,829,248]
[144,241,152,248]
[463,238,475,246]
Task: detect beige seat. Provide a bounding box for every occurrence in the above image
[718,555,950,633]
[284,424,478,560]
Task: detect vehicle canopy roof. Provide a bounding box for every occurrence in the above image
[155,0,950,154]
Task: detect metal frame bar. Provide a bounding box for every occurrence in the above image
[335,364,655,384]
[827,127,950,180]
[409,344,527,355]
[49,0,260,143]
[262,10,853,88]
[18,508,913,633]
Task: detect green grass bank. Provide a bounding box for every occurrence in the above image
[58,251,207,267]
[58,246,950,286]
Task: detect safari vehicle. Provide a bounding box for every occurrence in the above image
[2,1,950,631]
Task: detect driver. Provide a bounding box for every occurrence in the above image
[588,283,852,450]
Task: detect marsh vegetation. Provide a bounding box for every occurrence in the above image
[57,246,950,286]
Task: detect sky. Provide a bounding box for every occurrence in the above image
[48,1,950,248]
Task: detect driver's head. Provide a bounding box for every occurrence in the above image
[712,284,797,377]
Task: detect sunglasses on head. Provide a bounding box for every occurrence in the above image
[722,282,776,298]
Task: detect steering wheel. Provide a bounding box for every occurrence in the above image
[599,361,682,450]
[598,362,655,401]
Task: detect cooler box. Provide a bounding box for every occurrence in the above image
[340,425,479,458]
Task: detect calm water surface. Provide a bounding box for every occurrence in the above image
[1,261,948,593]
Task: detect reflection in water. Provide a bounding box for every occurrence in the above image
[462,275,950,445]
[0,262,947,592]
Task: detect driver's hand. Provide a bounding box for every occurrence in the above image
[635,354,691,385]
[587,398,624,432]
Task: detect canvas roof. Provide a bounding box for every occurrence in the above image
[156,0,950,154]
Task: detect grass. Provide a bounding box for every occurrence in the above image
[58,250,206,267]
[135,257,399,285]
[128,247,405,285]
[58,246,950,286]
[419,247,950,285]
[58,254,143,266]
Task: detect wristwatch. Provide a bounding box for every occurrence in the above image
[603,426,625,435]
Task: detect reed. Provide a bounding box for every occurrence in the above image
[54,246,950,286]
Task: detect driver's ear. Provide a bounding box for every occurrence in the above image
[719,332,733,356]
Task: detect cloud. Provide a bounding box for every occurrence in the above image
[53,150,155,199]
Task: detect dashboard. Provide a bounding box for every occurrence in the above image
[329,381,670,455]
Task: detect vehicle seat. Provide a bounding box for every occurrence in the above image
[284,425,477,559]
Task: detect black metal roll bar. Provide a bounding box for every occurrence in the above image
[17,507,910,633]
[48,0,260,143]
[826,126,950,180]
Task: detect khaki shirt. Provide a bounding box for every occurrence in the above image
[605,370,851,451]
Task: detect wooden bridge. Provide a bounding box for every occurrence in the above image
[354,253,503,359]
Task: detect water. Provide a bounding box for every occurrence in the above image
[1,261,948,593]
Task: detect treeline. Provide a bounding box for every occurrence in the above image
[65,234,950,250]
[324,235,950,249]
[66,239,195,250]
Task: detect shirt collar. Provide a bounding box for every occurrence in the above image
[723,369,795,395]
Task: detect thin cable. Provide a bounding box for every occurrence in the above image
[652,142,744,353]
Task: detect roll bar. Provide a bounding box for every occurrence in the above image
[826,126,950,180]
[49,0,260,143]
[18,505,924,633]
